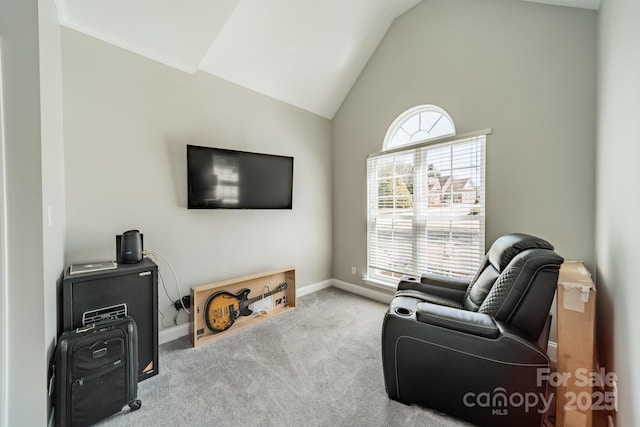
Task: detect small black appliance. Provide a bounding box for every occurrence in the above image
[117,230,143,263]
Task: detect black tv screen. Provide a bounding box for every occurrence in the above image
[187,145,294,209]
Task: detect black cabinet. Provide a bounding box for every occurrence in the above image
[63,258,158,381]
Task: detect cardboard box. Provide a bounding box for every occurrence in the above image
[556,261,596,427]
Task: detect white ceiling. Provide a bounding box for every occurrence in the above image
[57,0,422,119]
[56,0,600,119]
[523,0,600,9]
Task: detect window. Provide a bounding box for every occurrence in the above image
[367,106,487,286]
[384,104,455,150]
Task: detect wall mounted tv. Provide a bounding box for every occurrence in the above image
[187,144,294,209]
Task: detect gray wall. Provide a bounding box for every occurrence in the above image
[62,29,333,331]
[596,0,640,424]
[332,0,597,287]
[38,1,67,423]
[0,0,66,425]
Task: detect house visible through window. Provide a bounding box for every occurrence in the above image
[367,105,487,286]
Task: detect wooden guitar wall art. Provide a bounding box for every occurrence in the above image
[190,267,296,347]
[204,282,288,333]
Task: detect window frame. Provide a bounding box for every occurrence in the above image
[366,118,490,289]
[383,104,456,151]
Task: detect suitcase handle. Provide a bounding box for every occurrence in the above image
[75,324,95,334]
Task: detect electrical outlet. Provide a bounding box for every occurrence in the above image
[351,266,357,275]
[174,295,191,311]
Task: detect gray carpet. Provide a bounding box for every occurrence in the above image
[96,287,473,427]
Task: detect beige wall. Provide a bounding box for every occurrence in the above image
[0,0,66,425]
[62,29,333,331]
[332,0,597,287]
[596,0,640,424]
[38,2,66,424]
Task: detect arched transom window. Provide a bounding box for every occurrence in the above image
[384,104,456,150]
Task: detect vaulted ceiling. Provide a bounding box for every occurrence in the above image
[55,0,600,119]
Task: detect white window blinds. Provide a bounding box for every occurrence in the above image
[367,134,486,284]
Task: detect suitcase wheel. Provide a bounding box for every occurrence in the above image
[129,400,142,411]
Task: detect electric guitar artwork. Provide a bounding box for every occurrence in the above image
[204,282,288,333]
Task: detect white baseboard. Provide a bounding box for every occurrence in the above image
[159,322,191,345]
[331,279,394,304]
[158,278,334,345]
[297,279,333,297]
[547,341,557,366]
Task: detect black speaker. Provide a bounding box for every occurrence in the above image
[62,259,159,381]
[116,230,143,264]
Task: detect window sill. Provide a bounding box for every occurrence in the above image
[363,277,397,291]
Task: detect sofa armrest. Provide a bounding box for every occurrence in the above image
[416,302,499,339]
[397,274,468,302]
[420,273,469,289]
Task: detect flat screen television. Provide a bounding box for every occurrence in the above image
[187,144,294,209]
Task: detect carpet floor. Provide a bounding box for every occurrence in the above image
[95,287,473,427]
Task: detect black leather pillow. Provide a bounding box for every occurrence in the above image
[488,233,554,272]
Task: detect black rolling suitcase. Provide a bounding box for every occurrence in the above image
[53,316,142,427]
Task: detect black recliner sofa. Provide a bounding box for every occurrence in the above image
[381,233,564,427]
